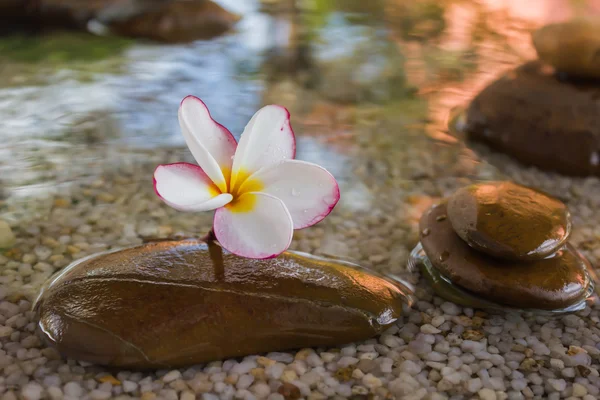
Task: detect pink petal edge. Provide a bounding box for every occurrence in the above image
[272,104,296,160]
[180,95,238,148]
[153,162,213,201]
[296,174,341,230]
[152,162,227,211]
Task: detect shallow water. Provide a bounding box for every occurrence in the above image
[0,0,559,200]
[2,0,600,398]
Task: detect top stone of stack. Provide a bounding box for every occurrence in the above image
[447,181,571,261]
[533,18,600,80]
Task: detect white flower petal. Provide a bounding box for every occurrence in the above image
[154,163,232,212]
[230,105,295,190]
[239,160,340,229]
[213,192,293,259]
[178,96,237,192]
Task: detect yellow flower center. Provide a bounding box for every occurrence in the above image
[217,168,264,213]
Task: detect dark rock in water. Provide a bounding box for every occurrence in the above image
[419,202,591,310]
[464,61,600,176]
[533,19,600,80]
[109,0,241,42]
[34,239,410,369]
[0,0,239,42]
[447,181,571,261]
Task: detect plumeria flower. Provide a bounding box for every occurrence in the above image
[153,96,340,259]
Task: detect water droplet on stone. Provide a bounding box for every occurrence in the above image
[422,228,431,237]
[439,251,450,262]
[436,215,447,222]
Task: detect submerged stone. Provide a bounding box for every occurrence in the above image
[464,61,600,176]
[0,220,16,249]
[533,19,600,80]
[109,0,241,42]
[0,0,239,42]
[34,239,410,369]
[420,202,591,310]
[447,181,571,260]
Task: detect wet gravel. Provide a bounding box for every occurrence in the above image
[1,113,600,400]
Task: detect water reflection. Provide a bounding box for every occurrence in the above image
[1,0,599,201]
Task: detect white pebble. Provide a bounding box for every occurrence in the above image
[63,382,83,397]
[265,352,294,363]
[162,370,182,383]
[46,387,63,400]
[467,378,483,392]
[250,382,270,398]
[337,356,359,367]
[232,360,257,375]
[462,340,486,353]
[421,324,441,334]
[90,389,111,400]
[550,358,564,369]
[21,382,43,400]
[511,379,526,391]
[399,360,422,375]
[548,378,566,392]
[265,363,285,379]
[180,391,196,400]
[573,383,588,397]
[236,374,254,390]
[478,388,498,400]
[362,373,382,388]
[441,302,461,316]
[431,316,446,327]
[122,380,138,393]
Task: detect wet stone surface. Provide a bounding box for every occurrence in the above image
[447,181,572,260]
[34,239,409,368]
[420,201,591,310]
[533,18,600,80]
[465,61,600,176]
[0,0,239,42]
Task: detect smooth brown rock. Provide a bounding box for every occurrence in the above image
[533,19,600,79]
[419,202,591,310]
[34,239,409,369]
[447,181,571,260]
[0,0,239,42]
[110,0,241,42]
[464,61,600,176]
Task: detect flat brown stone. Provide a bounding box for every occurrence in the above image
[447,181,571,260]
[533,19,600,80]
[464,61,600,176]
[420,202,591,310]
[110,0,240,42]
[0,0,239,42]
[34,239,409,369]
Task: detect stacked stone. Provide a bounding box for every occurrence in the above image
[463,19,600,176]
[418,181,595,311]
[533,19,600,80]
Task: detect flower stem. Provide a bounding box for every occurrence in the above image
[204,229,225,281]
[201,229,217,243]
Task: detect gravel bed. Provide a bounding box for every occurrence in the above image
[1,112,599,400]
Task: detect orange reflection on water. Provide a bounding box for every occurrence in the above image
[390,0,600,143]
